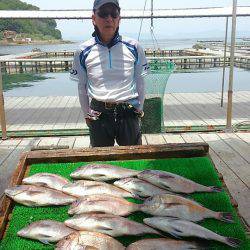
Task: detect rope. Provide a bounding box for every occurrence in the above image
[138,0,148,41]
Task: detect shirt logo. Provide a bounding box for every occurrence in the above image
[70,69,78,75]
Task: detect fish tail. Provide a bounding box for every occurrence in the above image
[218,212,234,223]
[224,237,241,248]
[210,186,222,192]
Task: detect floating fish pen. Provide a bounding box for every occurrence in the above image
[0,144,249,249]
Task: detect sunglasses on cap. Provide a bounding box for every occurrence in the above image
[96,8,120,19]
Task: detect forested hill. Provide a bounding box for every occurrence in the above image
[0,0,62,40]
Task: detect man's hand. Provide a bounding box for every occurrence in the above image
[134,109,144,118]
[85,109,101,126]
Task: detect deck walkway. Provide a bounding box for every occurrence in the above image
[0,132,249,229]
[3,91,250,131]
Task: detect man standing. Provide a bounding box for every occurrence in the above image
[70,0,148,147]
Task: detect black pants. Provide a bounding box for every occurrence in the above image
[88,99,142,147]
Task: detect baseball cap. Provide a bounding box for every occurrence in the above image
[93,0,120,10]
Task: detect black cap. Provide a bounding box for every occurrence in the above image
[93,0,119,10]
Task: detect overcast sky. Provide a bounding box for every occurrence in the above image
[22,0,250,40]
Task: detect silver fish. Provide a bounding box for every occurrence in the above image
[62,180,133,198]
[140,194,233,223]
[114,178,172,198]
[138,170,222,194]
[17,220,75,243]
[5,185,75,206]
[143,217,241,248]
[126,238,201,250]
[70,163,139,181]
[22,173,70,191]
[56,231,125,250]
[68,194,139,216]
[65,213,161,237]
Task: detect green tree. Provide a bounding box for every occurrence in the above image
[0,0,62,40]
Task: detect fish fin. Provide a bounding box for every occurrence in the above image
[96,225,113,231]
[168,230,182,239]
[210,186,222,192]
[39,240,53,245]
[225,237,241,248]
[219,212,234,223]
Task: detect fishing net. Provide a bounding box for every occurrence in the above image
[141,60,175,133]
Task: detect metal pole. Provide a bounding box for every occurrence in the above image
[220,17,229,107]
[0,68,7,140]
[151,0,153,28]
[226,0,237,129]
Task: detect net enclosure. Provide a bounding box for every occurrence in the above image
[142,60,175,133]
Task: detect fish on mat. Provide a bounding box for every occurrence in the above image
[62,180,133,198]
[56,231,125,250]
[140,194,233,223]
[22,173,70,191]
[65,213,161,237]
[114,178,172,199]
[5,185,75,206]
[126,238,201,250]
[138,170,222,194]
[70,163,139,181]
[17,220,75,244]
[143,217,241,248]
[68,194,139,216]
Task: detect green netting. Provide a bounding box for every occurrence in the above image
[142,60,175,133]
[0,157,249,250]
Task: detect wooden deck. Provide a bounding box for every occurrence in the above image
[0,132,249,228]
[3,91,250,131]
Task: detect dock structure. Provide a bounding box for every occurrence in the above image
[1,54,249,74]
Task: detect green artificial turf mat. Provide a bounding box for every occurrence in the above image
[0,157,249,249]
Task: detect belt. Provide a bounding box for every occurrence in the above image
[92,99,127,110]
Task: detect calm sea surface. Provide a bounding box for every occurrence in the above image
[0,38,198,55]
[1,39,249,96]
[3,68,249,97]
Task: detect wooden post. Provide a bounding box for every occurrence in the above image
[0,69,7,140]
[226,0,237,130]
[221,17,229,107]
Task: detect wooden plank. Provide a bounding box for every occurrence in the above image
[73,136,90,148]
[163,133,185,143]
[0,153,28,240]
[41,97,65,130]
[64,98,82,130]
[200,133,250,187]
[173,93,220,125]
[6,97,37,127]
[4,97,24,110]
[0,138,36,195]
[8,97,46,131]
[206,92,249,123]
[37,137,60,148]
[28,97,56,130]
[208,149,250,227]
[217,133,250,163]
[141,134,148,145]
[60,97,79,129]
[170,93,207,126]
[26,143,209,164]
[51,96,71,130]
[236,132,250,144]
[0,139,21,166]
[181,133,204,143]
[144,134,166,145]
[163,94,193,126]
[57,137,76,149]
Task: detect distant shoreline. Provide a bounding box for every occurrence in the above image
[0,39,75,46]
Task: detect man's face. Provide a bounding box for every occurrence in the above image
[92,3,121,40]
